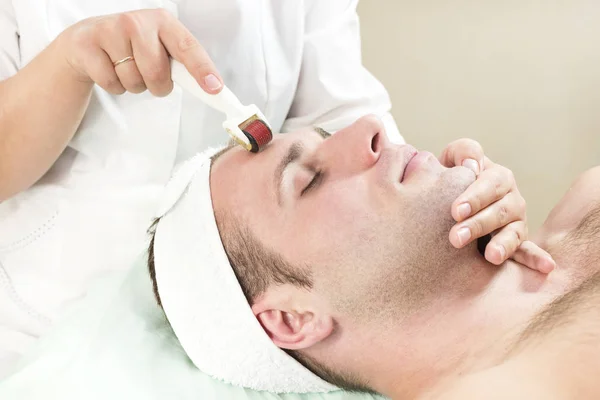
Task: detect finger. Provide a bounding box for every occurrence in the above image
[449,193,525,248]
[156,9,223,93]
[131,29,173,97]
[439,138,485,174]
[114,55,147,94]
[101,32,147,94]
[451,165,517,222]
[84,47,126,95]
[483,221,528,265]
[511,241,556,274]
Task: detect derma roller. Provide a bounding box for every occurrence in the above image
[170,59,273,152]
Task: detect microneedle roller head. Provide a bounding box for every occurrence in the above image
[240,119,273,153]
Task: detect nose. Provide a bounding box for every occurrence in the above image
[318,115,388,175]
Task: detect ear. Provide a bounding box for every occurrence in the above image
[252,288,334,351]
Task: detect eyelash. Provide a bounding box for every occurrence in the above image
[300,170,323,196]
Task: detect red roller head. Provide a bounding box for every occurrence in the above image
[241,120,273,153]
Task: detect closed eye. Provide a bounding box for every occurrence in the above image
[301,170,323,196]
[298,128,328,197]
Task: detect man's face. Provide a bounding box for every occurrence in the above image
[211,116,476,322]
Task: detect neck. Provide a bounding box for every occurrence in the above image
[362,253,571,399]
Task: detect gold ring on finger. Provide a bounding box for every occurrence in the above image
[113,56,135,67]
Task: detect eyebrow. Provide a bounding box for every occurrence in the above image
[274,128,331,206]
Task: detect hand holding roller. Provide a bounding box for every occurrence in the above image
[170,59,273,152]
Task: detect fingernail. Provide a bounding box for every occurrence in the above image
[462,159,480,175]
[457,227,471,246]
[457,203,472,219]
[497,244,506,260]
[204,74,222,91]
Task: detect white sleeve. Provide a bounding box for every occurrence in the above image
[0,0,19,79]
[281,0,404,143]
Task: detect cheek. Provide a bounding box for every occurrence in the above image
[286,181,385,264]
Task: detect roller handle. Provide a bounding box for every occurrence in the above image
[170,59,244,118]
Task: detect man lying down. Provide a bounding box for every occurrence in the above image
[2,115,597,400]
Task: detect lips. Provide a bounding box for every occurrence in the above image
[399,147,418,183]
[403,150,437,182]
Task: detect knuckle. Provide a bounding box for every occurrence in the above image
[91,16,110,33]
[499,165,515,182]
[493,173,505,197]
[513,226,524,243]
[115,12,130,26]
[498,235,517,254]
[520,241,534,255]
[507,169,515,183]
[470,219,484,237]
[471,199,483,214]
[178,34,201,53]
[117,13,141,36]
[469,192,483,212]
[152,7,171,21]
[69,25,93,50]
[479,179,495,201]
[497,206,509,224]
[519,197,527,213]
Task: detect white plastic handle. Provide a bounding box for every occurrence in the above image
[170,59,244,118]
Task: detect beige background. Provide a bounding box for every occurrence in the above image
[357,1,600,232]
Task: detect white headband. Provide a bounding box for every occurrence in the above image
[153,147,338,393]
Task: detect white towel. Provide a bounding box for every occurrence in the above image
[153,147,338,393]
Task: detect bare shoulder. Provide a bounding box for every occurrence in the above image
[422,269,600,400]
[533,166,600,249]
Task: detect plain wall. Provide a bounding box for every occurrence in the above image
[357,0,600,231]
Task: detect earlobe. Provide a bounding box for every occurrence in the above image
[253,305,334,351]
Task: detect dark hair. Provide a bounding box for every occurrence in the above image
[213,211,313,302]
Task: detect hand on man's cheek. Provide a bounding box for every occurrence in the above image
[440,139,556,274]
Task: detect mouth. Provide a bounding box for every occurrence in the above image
[399,146,419,183]
[402,151,436,182]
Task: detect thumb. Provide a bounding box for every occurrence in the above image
[440,138,485,176]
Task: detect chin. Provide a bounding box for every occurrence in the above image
[409,163,475,202]
[442,166,477,195]
[401,166,476,250]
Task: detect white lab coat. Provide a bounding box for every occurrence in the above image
[0,0,402,377]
